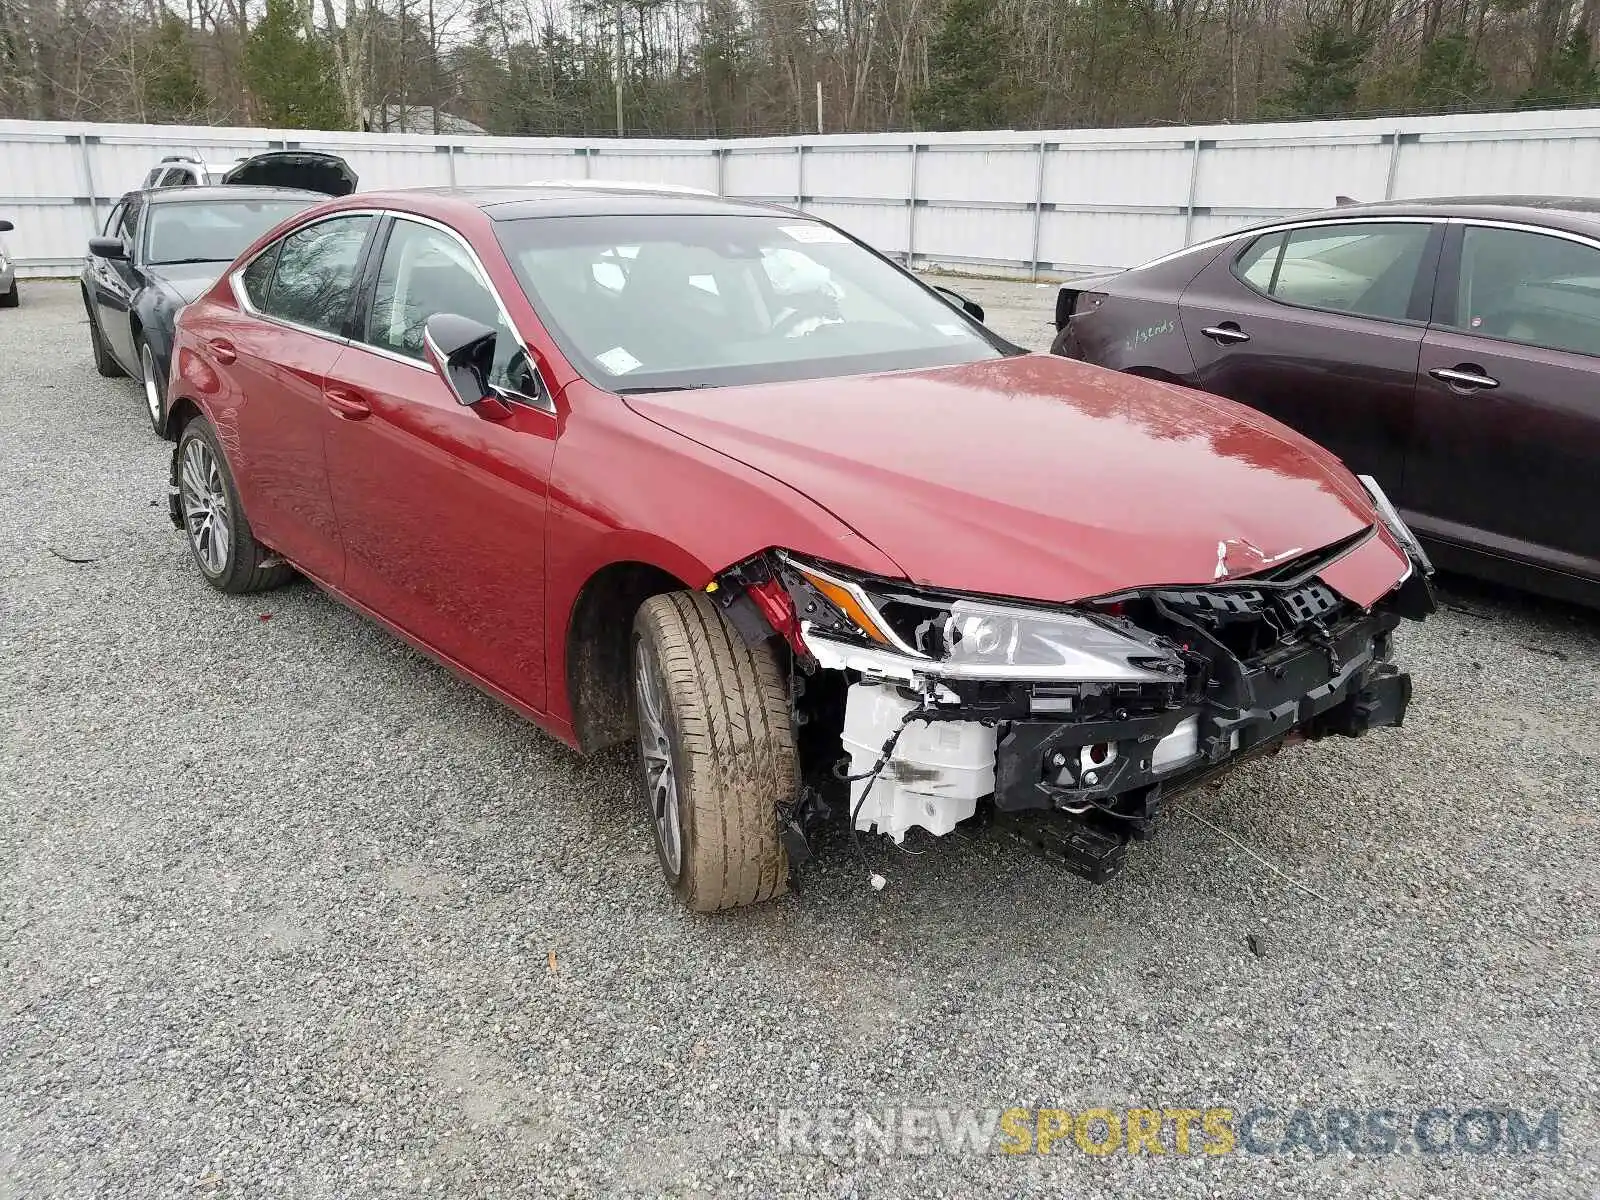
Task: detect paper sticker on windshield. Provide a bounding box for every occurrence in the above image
[596,346,642,375]
[935,323,967,336]
[781,224,848,244]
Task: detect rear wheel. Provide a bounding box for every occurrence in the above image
[632,591,795,912]
[175,418,293,594]
[84,293,125,377]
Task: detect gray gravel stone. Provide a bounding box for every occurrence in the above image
[2,278,1596,1198]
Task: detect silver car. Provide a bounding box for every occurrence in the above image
[0,218,17,308]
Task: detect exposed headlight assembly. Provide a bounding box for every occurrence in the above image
[1358,474,1433,576]
[780,554,1182,683]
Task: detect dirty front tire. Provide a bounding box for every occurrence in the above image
[632,591,795,912]
[0,281,17,308]
[175,418,293,595]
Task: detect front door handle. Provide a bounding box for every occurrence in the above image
[324,386,371,420]
[207,338,236,364]
[1429,364,1499,391]
[1202,322,1251,345]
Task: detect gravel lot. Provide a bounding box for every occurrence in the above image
[3,276,1597,1199]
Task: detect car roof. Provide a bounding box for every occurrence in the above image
[351,185,794,222]
[131,185,330,205]
[1254,195,1600,238]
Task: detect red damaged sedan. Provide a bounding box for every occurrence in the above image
[165,185,1434,910]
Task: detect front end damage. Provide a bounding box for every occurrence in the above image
[708,514,1434,886]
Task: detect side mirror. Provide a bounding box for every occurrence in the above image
[934,284,984,323]
[423,313,510,418]
[89,236,127,260]
[0,219,13,233]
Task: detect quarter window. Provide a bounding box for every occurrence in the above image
[363,219,539,398]
[1449,226,1600,358]
[261,214,373,335]
[101,202,126,238]
[240,242,281,310]
[1235,222,1431,320]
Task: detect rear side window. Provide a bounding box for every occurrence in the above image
[240,242,281,310]
[259,215,373,335]
[1449,226,1600,358]
[1235,222,1431,321]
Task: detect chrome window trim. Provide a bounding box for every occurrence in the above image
[1138,215,1441,273]
[229,208,385,350]
[351,211,554,413]
[1449,217,1600,255]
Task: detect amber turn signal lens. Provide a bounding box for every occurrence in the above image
[795,566,893,646]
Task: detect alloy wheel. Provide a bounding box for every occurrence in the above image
[635,640,683,876]
[178,438,231,576]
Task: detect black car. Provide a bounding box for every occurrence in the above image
[1050,197,1600,608]
[82,151,357,436]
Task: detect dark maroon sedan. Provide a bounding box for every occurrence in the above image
[1051,197,1600,608]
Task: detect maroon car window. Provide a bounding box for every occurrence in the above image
[1450,226,1600,358]
[1235,222,1431,321]
[260,214,373,336]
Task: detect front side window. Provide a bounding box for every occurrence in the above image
[494,213,1011,392]
[261,214,373,335]
[1235,222,1432,321]
[145,198,314,268]
[1448,226,1600,357]
[363,218,537,396]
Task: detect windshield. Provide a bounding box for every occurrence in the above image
[145,199,316,266]
[494,214,1012,391]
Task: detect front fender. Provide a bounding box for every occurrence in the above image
[542,384,903,733]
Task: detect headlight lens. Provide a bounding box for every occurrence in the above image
[941,599,1174,680]
[781,554,1181,682]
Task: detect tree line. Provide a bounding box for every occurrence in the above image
[2,0,1597,137]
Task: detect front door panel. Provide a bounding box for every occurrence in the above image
[321,346,558,710]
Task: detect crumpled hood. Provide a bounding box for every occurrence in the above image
[625,355,1389,604]
[146,262,223,304]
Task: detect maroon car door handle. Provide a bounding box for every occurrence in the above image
[207,338,237,364]
[1202,323,1251,345]
[324,386,372,419]
[1429,365,1499,391]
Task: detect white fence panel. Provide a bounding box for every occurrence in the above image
[4,110,1600,278]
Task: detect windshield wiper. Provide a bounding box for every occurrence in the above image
[150,257,231,266]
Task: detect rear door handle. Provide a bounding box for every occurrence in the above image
[1428,364,1499,391]
[1202,322,1251,345]
[324,385,371,420]
[207,338,237,364]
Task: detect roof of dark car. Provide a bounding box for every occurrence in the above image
[367,185,791,221]
[135,185,329,204]
[1269,195,1600,235]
